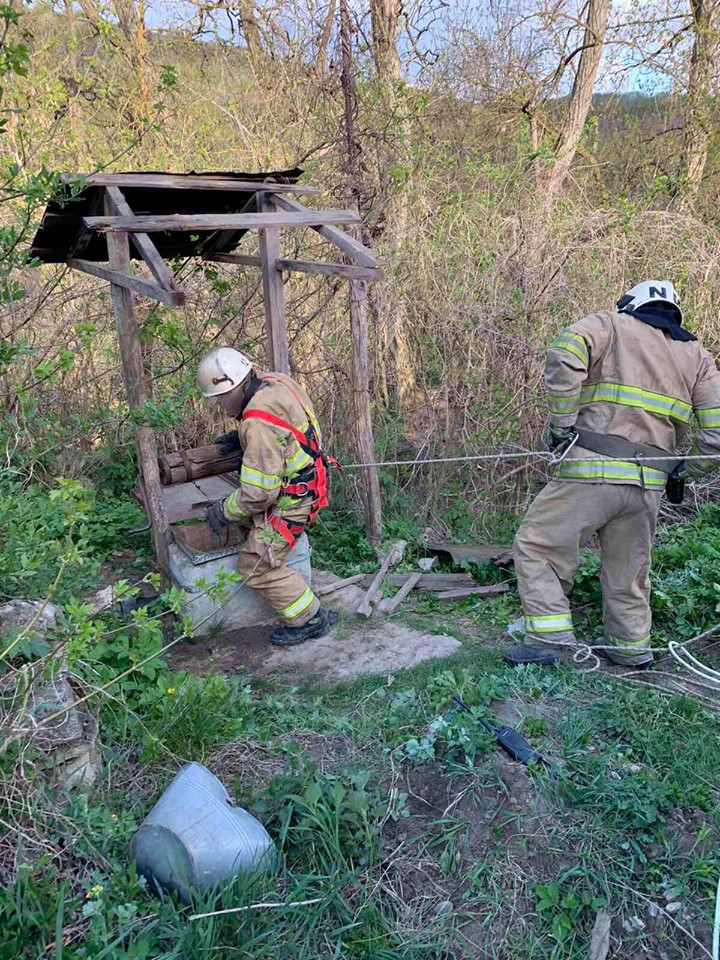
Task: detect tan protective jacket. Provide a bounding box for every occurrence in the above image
[546,311,720,485]
[223,372,319,521]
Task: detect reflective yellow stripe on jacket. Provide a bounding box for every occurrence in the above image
[240,464,282,491]
[548,391,581,415]
[550,331,589,366]
[580,382,692,423]
[284,445,312,477]
[696,407,720,428]
[224,493,250,520]
[553,458,667,486]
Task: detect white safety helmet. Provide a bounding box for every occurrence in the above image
[617,280,683,323]
[197,347,253,398]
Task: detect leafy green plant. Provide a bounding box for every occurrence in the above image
[535,879,605,958]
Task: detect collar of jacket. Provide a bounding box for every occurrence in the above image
[235,376,265,420]
[619,303,697,342]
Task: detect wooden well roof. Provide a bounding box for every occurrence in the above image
[29,168,306,263]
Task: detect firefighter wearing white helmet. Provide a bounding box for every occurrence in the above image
[513,281,720,666]
[197,347,253,398]
[196,347,338,647]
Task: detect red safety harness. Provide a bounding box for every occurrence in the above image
[241,376,340,547]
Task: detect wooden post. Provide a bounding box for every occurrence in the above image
[349,277,383,546]
[258,192,290,373]
[340,0,382,546]
[104,193,171,579]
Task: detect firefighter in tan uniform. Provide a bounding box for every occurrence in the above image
[197,347,338,646]
[514,281,720,666]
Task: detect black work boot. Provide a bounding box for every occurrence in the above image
[270,607,339,647]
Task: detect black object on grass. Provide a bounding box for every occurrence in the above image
[452,695,544,766]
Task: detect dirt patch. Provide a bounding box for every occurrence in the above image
[167,619,462,681]
[166,624,274,677]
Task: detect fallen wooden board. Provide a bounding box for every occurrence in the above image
[378,571,423,615]
[316,574,365,597]
[357,541,406,618]
[378,556,436,615]
[434,584,510,600]
[360,573,476,591]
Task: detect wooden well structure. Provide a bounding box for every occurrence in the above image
[30,170,383,573]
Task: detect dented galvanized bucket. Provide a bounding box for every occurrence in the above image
[130,762,275,902]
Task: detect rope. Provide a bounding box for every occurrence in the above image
[516,623,720,676]
[341,450,720,470]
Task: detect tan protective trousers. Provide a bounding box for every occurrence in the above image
[238,508,320,627]
[513,481,662,665]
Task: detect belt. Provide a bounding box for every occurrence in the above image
[574,429,676,475]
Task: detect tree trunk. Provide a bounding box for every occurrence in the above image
[540,0,610,200]
[370,0,401,79]
[314,0,337,76]
[680,0,720,207]
[238,0,264,61]
[369,0,416,406]
[340,0,383,546]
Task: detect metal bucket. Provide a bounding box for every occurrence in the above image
[130,762,276,902]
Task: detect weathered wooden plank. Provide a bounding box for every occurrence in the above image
[258,193,290,373]
[277,258,381,281]
[105,195,170,579]
[271,194,378,268]
[357,552,396,619]
[81,173,320,195]
[105,186,180,293]
[360,573,477,590]
[67,258,185,307]
[356,541,406,618]
[315,574,366,597]
[378,571,423,614]
[203,252,380,281]
[434,584,510,600]
[202,252,263,268]
[84,211,361,233]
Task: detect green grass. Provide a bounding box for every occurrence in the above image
[3,488,720,958]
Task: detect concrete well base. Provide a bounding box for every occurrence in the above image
[168,534,312,637]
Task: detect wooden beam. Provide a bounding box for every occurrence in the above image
[84,211,360,232]
[270,194,378,268]
[105,186,180,293]
[258,193,290,373]
[104,195,171,579]
[203,251,381,281]
[277,258,381,281]
[202,252,263,268]
[67,258,185,307]
[80,173,320,195]
[350,270,383,545]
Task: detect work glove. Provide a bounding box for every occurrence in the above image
[205,499,229,534]
[547,424,577,451]
[214,430,241,456]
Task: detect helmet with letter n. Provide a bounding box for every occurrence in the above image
[197,347,253,398]
[617,280,683,324]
